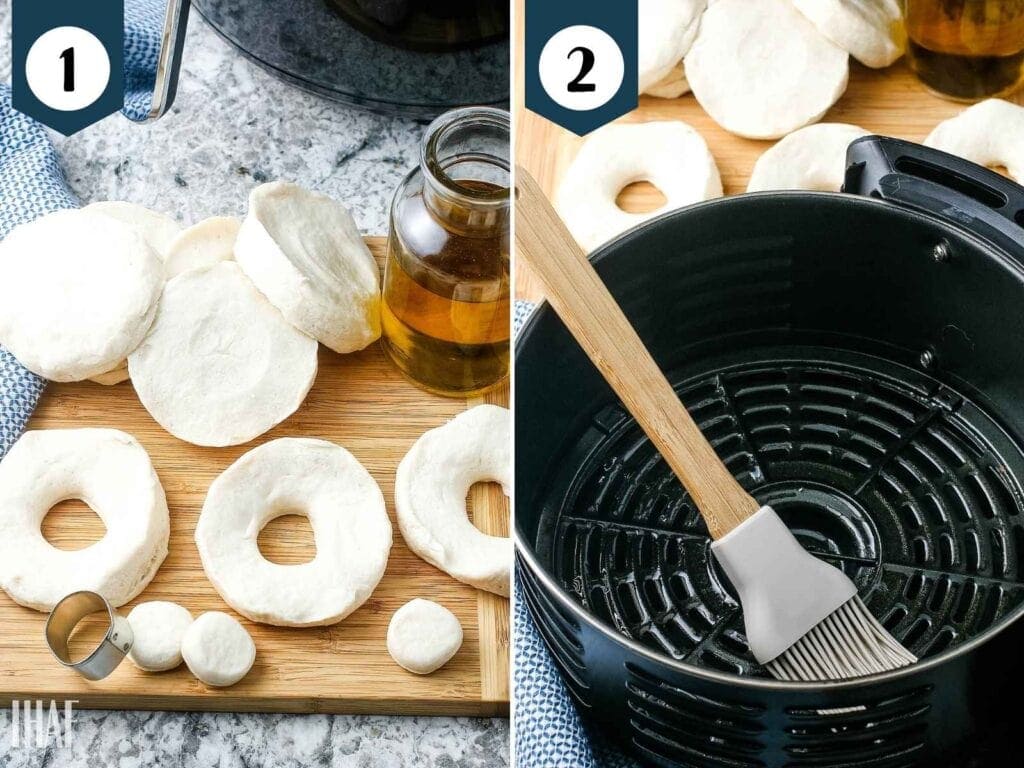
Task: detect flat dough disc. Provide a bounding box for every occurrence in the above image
[235,181,381,353]
[387,599,463,674]
[181,611,255,687]
[925,99,1024,183]
[645,62,690,99]
[127,601,193,671]
[0,209,164,382]
[163,216,240,279]
[128,262,318,447]
[793,0,905,69]
[639,0,705,93]
[83,201,181,258]
[747,123,871,192]
[685,0,849,139]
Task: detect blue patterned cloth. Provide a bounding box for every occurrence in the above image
[513,300,640,768]
[1,1,164,458]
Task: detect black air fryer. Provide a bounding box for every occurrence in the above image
[516,137,1024,767]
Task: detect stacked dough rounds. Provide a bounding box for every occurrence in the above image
[685,0,849,139]
[396,405,511,597]
[0,429,169,611]
[195,438,392,626]
[128,262,318,447]
[0,209,164,382]
[84,201,181,259]
[556,121,722,252]
[163,216,239,279]
[235,181,381,354]
[747,123,871,192]
[639,0,705,95]
[925,99,1024,183]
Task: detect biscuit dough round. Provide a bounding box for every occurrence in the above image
[556,121,722,252]
[196,438,392,626]
[925,99,1024,183]
[164,216,240,279]
[793,0,904,69]
[89,362,130,386]
[646,62,689,99]
[235,182,381,354]
[84,201,181,258]
[0,429,169,611]
[128,262,318,447]
[387,599,463,675]
[747,123,870,192]
[0,209,164,382]
[685,0,849,139]
[396,405,511,597]
[127,601,193,671]
[181,611,255,687]
[639,0,705,94]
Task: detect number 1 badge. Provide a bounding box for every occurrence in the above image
[12,0,125,136]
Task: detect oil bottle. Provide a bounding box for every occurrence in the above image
[381,107,510,397]
[906,0,1024,100]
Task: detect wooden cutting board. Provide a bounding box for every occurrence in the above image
[0,237,509,716]
[515,45,1024,303]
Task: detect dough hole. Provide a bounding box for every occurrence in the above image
[41,499,107,552]
[66,611,110,663]
[467,481,510,536]
[257,511,317,565]
[615,181,667,214]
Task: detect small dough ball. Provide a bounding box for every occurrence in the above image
[163,216,240,279]
[235,181,381,354]
[747,123,871,192]
[83,201,181,258]
[181,611,255,687]
[387,599,463,675]
[925,99,1024,183]
[127,601,193,671]
[793,0,905,69]
[645,62,690,99]
[685,0,849,139]
[639,0,705,93]
[0,209,164,382]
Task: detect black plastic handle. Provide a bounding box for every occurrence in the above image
[843,135,1024,260]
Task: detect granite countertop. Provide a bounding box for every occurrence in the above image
[0,3,508,766]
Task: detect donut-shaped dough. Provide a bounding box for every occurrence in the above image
[163,216,239,279]
[0,429,169,611]
[646,63,689,99]
[396,405,510,596]
[387,599,463,675]
[0,209,164,382]
[83,201,181,258]
[685,0,849,139]
[127,601,193,671]
[128,262,318,447]
[793,0,904,69]
[181,611,255,687]
[747,123,871,192]
[235,181,381,354]
[556,121,722,253]
[195,438,392,626]
[639,0,705,94]
[925,99,1024,183]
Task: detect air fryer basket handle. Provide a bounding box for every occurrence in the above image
[843,135,1024,261]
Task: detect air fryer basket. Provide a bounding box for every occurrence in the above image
[516,138,1024,767]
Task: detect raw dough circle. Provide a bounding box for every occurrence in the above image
[195,438,392,626]
[126,601,193,671]
[556,120,722,252]
[89,362,130,386]
[639,0,705,93]
[0,209,164,382]
[646,62,689,99]
[925,99,1024,183]
[793,0,904,69]
[396,405,511,596]
[0,429,169,612]
[83,201,181,258]
[685,0,849,139]
[387,599,463,675]
[747,123,870,192]
[163,216,239,279]
[181,611,255,687]
[128,262,318,447]
[235,181,381,354]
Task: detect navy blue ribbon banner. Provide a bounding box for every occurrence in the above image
[12,0,125,136]
[524,0,637,136]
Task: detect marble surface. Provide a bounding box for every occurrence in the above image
[0,3,509,766]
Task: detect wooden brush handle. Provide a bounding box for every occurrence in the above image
[514,168,760,539]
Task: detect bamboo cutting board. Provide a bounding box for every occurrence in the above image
[515,50,1024,303]
[0,238,510,716]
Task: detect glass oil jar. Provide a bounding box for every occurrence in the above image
[905,0,1024,101]
[381,107,510,397]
